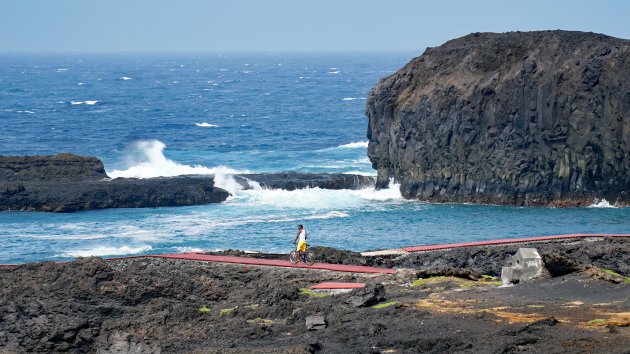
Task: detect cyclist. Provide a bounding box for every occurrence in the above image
[292,224,307,262]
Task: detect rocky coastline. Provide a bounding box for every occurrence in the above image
[0,238,628,353]
[367,31,630,206]
[0,154,375,212]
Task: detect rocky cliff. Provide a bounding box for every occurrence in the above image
[367,30,630,206]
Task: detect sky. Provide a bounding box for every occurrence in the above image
[1,0,629,53]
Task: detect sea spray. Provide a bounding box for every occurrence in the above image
[108,140,243,179]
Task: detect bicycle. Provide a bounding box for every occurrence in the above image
[289,244,315,266]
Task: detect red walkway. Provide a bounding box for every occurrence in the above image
[152,253,395,274]
[403,233,630,252]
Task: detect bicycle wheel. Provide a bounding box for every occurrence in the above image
[289,250,298,264]
[304,250,315,266]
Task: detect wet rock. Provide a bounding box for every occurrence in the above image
[367,31,630,206]
[305,315,327,331]
[345,284,385,307]
[235,172,375,191]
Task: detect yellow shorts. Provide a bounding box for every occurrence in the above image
[296,241,307,252]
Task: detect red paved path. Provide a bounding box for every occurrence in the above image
[152,253,395,274]
[2,234,628,270]
[403,233,630,252]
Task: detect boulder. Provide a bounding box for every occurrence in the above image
[305,315,327,331]
[345,284,385,307]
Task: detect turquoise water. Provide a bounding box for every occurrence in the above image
[1,53,629,263]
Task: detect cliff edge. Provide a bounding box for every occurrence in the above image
[367,30,630,206]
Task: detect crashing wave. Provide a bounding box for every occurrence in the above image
[587,199,617,208]
[107,140,244,179]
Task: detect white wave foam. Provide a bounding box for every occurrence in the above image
[120,76,132,80]
[343,170,377,177]
[61,245,152,258]
[174,246,204,253]
[234,180,401,209]
[78,82,85,86]
[195,122,220,128]
[107,140,244,179]
[84,100,98,105]
[57,68,68,72]
[588,199,617,208]
[342,97,357,101]
[328,70,340,74]
[17,110,35,114]
[353,180,402,201]
[338,141,369,148]
[265,211,350,223]
[70,101,83,105]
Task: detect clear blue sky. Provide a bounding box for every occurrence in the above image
[1,0,629,53]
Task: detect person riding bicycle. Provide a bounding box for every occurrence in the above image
[292,224,307,262]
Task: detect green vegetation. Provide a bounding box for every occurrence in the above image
[586,318,606,325]
[411,277,444,286]
[198,305,211,313]
[299,288,327,298]
[481,275,495,280]
[372,301,399,309]
[601,269,630,284]
[411,276,502,288]
[602,269,622,277]
[219,307,237,317]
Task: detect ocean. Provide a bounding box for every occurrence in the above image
[1,52,629,264]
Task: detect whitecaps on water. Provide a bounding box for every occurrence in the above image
[338,141,369,148]
[195,122,220,128]
[70,100,98,105]
[120,76,132,80]
[60,245,152,258]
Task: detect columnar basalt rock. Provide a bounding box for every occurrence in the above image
[366,31,630,206]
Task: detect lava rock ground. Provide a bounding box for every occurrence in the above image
[0,238,628,353]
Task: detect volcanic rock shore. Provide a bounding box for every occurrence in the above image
[367,30,630,206]
[0,154,375,212]
[1,238,628,353]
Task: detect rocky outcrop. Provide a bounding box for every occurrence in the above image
[0,154,230,212]
[235,172,375,191]
[0,154,376,212]
[367,30,630,206]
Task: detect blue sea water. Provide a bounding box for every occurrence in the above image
[1,52,629,264]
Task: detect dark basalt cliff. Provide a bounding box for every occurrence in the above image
[367,30,630,206]
[0,154,230,212]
